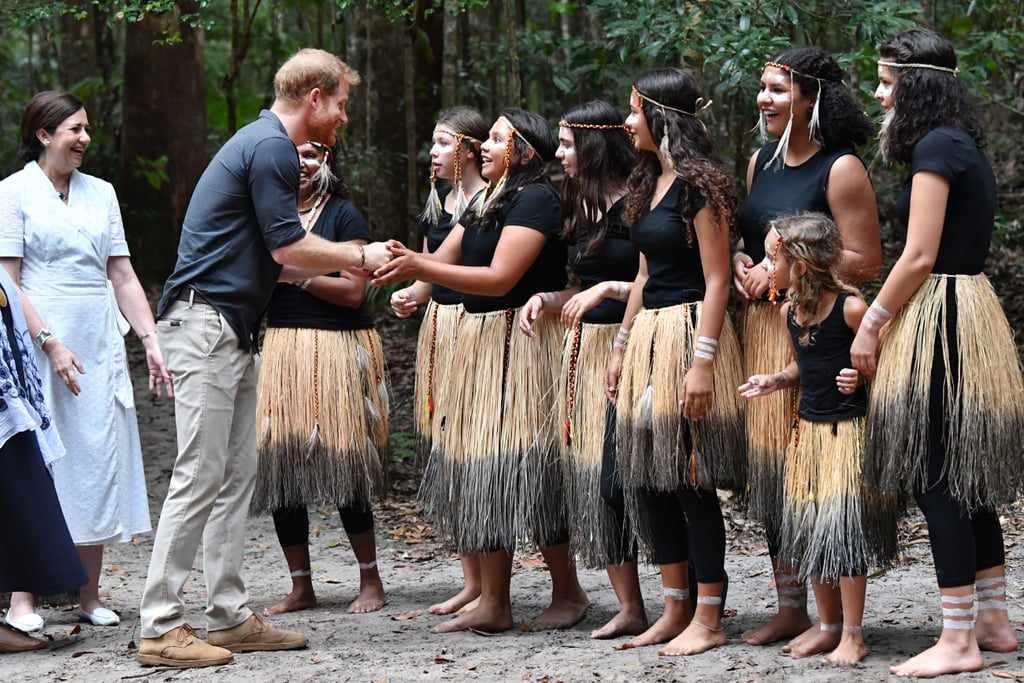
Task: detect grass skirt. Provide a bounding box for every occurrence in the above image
[412,301,464,464]
[864,274,1024,509]
[741,300,797,538]
[615,302,747,494]
[420,308,565,554]
[250,326,390,514]
[779,417,898,581]
[558,321,637,567]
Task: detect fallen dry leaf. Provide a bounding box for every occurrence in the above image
[434,657,454,664]
[391,610,421,621]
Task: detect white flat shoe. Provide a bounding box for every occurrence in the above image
[4,611,44,633]
[76,606,120,626]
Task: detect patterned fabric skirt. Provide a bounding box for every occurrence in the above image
[864,274,1024,508]
[250,326,390,514]
[420,308,565,554]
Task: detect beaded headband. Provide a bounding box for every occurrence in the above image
[306,140,331,158]
[558,120,630,132]
[878,59,959,76]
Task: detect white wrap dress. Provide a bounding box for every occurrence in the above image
[0,161,150,544]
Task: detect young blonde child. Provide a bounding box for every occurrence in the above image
[738,212,896,665]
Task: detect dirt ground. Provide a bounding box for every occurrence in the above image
[3,317,1024,683]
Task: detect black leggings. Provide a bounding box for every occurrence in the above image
[273,505,374,548]
[600,403,638,564]
[916,383,1004,588]
[917,299,1004,588]
[641,486,725,584]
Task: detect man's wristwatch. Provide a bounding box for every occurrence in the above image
[33,328,54,349]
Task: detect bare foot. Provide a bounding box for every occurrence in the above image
[658,620,726,656]
[889,639,983,678]
[431,601,513,634]
[786,624,841,659]
[824,634,868,665]
[615,610,690,650]
[526,589,589,631]
[591,607,648,640]
[743,609,812,646]
[429,586,481,616]
[347,581,387,614]
[975,610,1019,652]
[457,596,481,615]
[262,588,317,616]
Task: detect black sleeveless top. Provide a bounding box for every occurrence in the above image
[739,142,862,264]
[417,186,463,306]
[788,292,867,422]
[566,197,639,324]
[632,177,707,309]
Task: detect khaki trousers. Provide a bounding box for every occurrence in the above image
[139,299,257,637]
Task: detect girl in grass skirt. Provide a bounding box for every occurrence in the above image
[519,100,644,639]
[375,108,587,634]
[605,68,746,656]
[851,27,1024,677]
[733,46,880,648]
[739,212,898,665]
[390,107,489,616]
[251,141,389,616]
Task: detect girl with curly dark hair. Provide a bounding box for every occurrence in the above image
[733,46,881,653]
[852,27,1023,677]
[519,100,645,639]
[605,68,746,655]
[374,108,586,634]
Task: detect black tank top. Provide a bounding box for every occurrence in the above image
[739,143,861,264]
[788,292,867,421]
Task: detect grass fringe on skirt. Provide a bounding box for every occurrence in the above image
[741,300,797,539]
[864,274,1024,509]
[420,308,565,554]
[412,301,464,465]
[615,302,747,547]
[558,321,637,567]
[251,326,390,514]
[778,416,899,582]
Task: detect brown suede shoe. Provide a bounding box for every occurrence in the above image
[0,623,45,652]
[137,624,234,668]
[207,614,308,653]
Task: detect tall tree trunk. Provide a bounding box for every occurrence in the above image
[345,1,406,242]
[403,22,419,247]
[120,2,207,284]
[442,0,458,109]
[504,0,520,106]
[222,0,262,135]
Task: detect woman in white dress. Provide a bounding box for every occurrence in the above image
[0,91,172,631]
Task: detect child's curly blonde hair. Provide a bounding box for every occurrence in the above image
[771,211,861,346]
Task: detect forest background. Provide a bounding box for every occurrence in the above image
[0,0,1021,309]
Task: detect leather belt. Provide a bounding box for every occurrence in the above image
[176,287,210,306]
